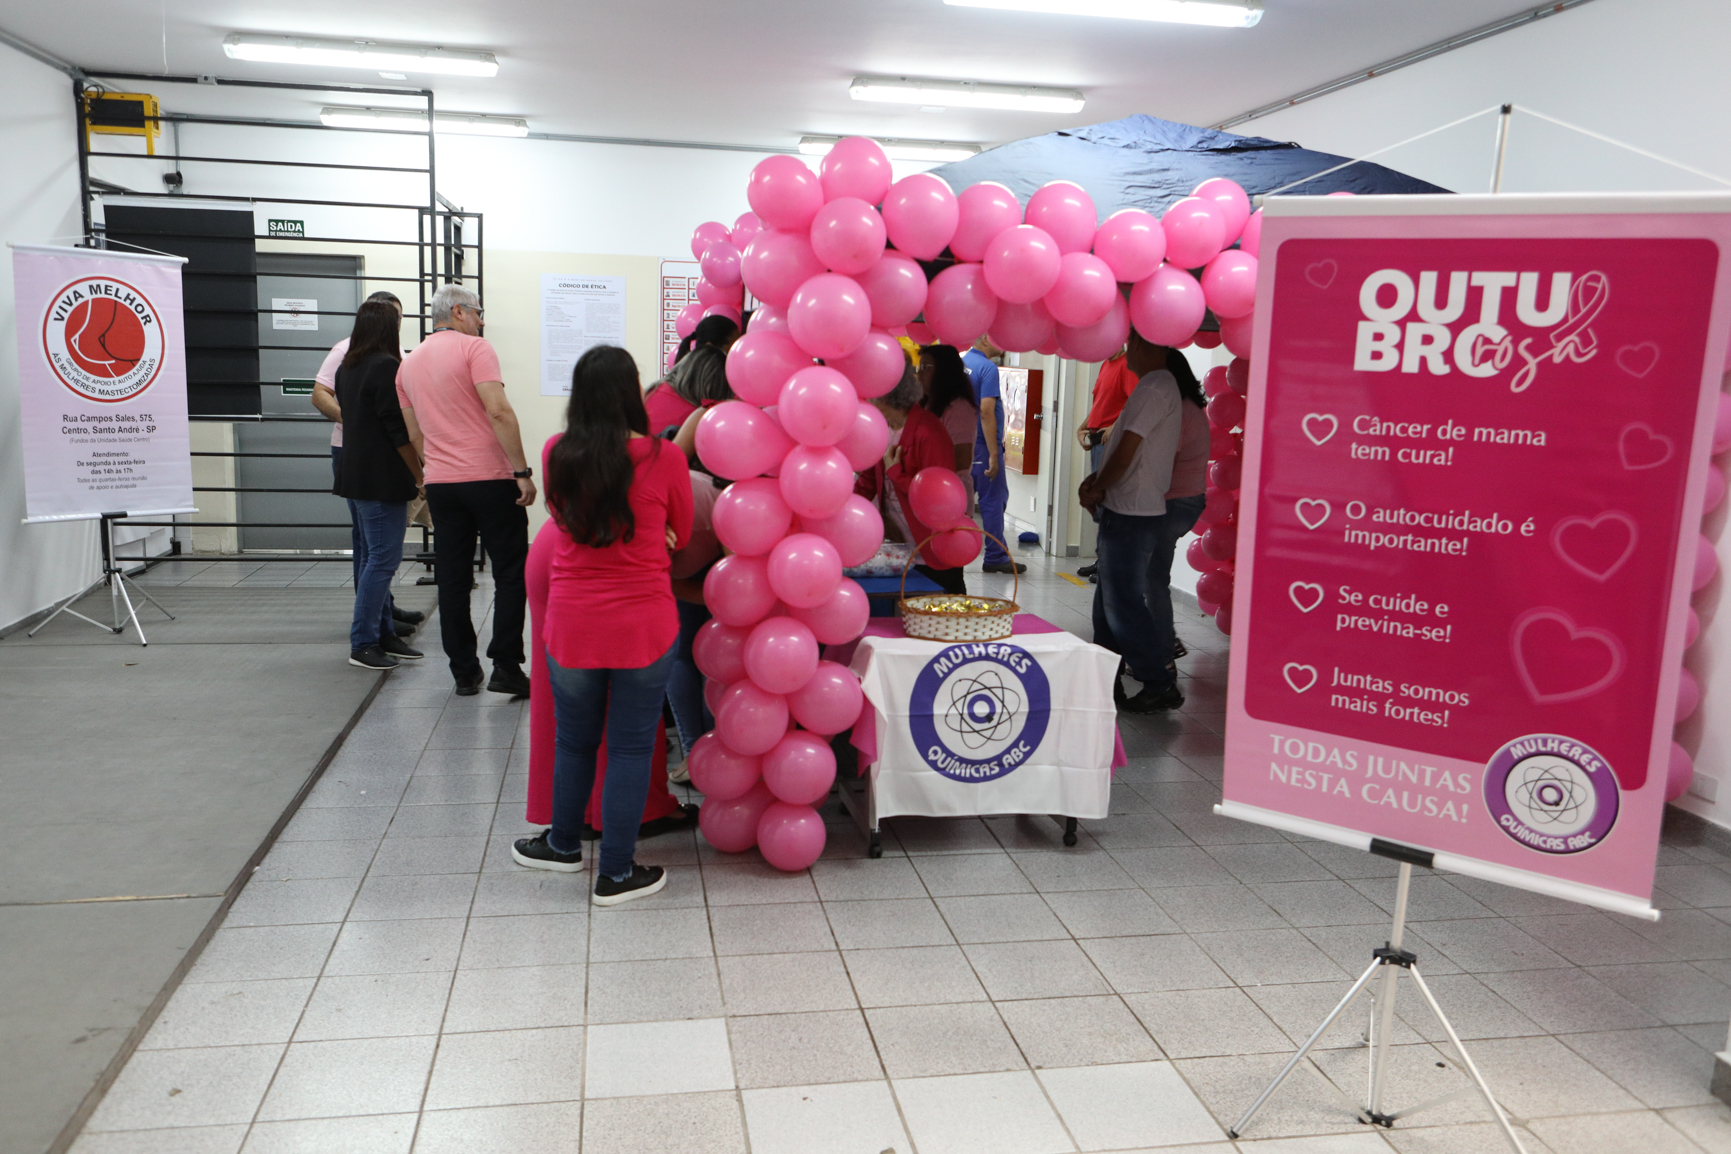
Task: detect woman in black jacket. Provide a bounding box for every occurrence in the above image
[334,300,424,669]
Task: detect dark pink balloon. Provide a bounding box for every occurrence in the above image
[1185,536,1218,574]
[762,732,836,805]
[1055,292,1131,364]
[741,228,827,308]
[787,273,872,361]
[1219,312,1255,358]
[803,494,884,567]
[744,616,820,696]
[713,477,794,556]
[715,683,790,757]
[1227,357,1250,394]
[1024,181,1098,254]
[1192,177,1251,246]
[699,780,775,852]
[787,579,870,647]
[810,197,887,276]
[725,329,813,407]
[909,467,968,529]
[819,136,892,205]
[748,155,823,231]
[767,531,844,607]
[925,263,999,348]
[756,801,827,871]
[855,251,928,328]
[1162,196,1227,269]
[1196,568,1234,609]
[1209,454,1243,492]
[951,182,1022,263]
[930,526,982,568]
[692,619,751,684]
[1044,252,1117,327]
[989,299,1055,354]
[1214,602,1234,636]
[1092,208,1165,283]
[827,329,906,400]
[1202,365,1230,398]
[882,173,958,260]
[1206,391,1246,431]
[778,446,855,521]
[1201,520,1238,563]
[704,554,779,627]
[787,660,865,733]
[687,732,762,801]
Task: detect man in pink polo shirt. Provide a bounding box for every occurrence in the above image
[397,285,537,697]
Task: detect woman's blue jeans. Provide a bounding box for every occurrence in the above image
[668,600,713,754]
[546,641,678,879]
[350,499,407,651]
[1090,494,1206,691]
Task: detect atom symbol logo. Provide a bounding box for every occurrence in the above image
[942,669,1023,751]
[1504,756,1597,836]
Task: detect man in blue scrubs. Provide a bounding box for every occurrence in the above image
[962,336,1025,575]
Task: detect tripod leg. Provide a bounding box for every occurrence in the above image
[122,576,176,620]
[113,572,149,647]
[1408,966,1529,1154]
[25,577,108,637]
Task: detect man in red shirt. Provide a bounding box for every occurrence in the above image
[398,285,537,697]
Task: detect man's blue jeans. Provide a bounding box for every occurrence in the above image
[350,499,407,651]
[545,642,678,879]
[668,600,714,754]
[1090,495,1206,691]
[972,457,1011,566]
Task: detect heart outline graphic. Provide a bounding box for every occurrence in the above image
[1550,511,1638,582]
[1509,608,1625,705]
[1289,582,1325,613]
[1283,663,1318,693]
[1295,499,1331,530]
[1617,422,1673,470]
[1302,413,1339,446]
[1304,260,1337,289]
[1615,342,1660,378]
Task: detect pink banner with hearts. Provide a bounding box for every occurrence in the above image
[1223,195,1731,910]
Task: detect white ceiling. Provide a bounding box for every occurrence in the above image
[2,0,1555,149]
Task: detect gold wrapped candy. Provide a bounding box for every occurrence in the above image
[913,597,997,613]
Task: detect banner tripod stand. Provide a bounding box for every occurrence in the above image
[28,512,175,647]
[1228,852,1529,1154]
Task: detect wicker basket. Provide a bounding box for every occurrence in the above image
[898,529,1020,642]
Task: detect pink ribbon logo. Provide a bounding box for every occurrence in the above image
[1509,271,1608,393]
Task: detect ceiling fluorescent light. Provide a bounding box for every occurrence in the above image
[225,33,499,77]
[943,0,1261,26]
[319,107,528,137]
[850,76,1084,114]
[799,136,981,162]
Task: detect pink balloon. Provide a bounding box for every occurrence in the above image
[925,263,999,348]
[1704,464,1726,515]
[1024,181,1098,254]
[1162,196,1227,269]
[748,155,824,231]
[1194,331,1222,349]
[1327,190,1357,197]
[1208,429,1238,461]
[757,801,827,871]
[762,732,836,805]
[693,619,751,684]
[1203,486,1238,523]
[704,554,779,627]
[787,579,871,646]
[882,173,959,260]
[741,228,827,308]
[1715,393,1731,454]
[1667,742,1694,803]
[1185,536,1219,573]
[1202,365,1230,398]
[1207,391,1246,431]
[787,660,865,733]
[836,403,892,473]
[984,225,1062,304]
[1676,666,1701,723]
[676,302,704,339]
[1227,357,1250,394]
[731,211,763,250]
[779,366,860,447]
[1220,312,1255,358]
[1037,336,1060,357]
[749,304,787,334]
[778,446,855,520]
[691,221,731,261]
[1055,292,1131,364]
[1687,606,1702,648]
[767,531,844,608]
[695,401,794,480]
[930,526,982,568]
[820,136,892,205]
[701,240,742,287]
[855,251,928,328]
[1192,177,1251,246]
[1201,521,1237,563]
[713,478,794,557]
[1210,454,1243,491]
[804,494,884,566]
[1196,595,1219,617]
[696,278,744,309]
[951,182,1022,263]
[909,467,968,529]
[1044,252,1117,327]
[1239,208,1264,258]
[744,616,820,696]
[1202,250,1258,320]
[704,676,727,718]
[703,304,743,327]
[715,683,790,757]
[828,329,906,400]
[687,732,762,801]
[1196,568,1234,609]
[699,780,776,852]
[1215,602,1234,636]
[1693,533,1718,591]
[990,299,1056,354]
[725,329,812,407]
[1130,264,1207,346]
[1092,208,1166,284]
[810,197,888,276]
[787,273,872,360]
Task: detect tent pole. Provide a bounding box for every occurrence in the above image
[1491,103,1513,193]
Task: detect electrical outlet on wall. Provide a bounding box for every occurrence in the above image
[1691,773,1719,803]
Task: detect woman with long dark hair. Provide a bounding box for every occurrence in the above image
[512,346,693,905]
[644,343,732,438]
[333,299,422,669]
[856,363,972,595]
[917,343,979,484]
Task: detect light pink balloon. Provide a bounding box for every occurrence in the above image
[762,732,836,805]
[1092,208,1166,283]
[701,240,742,287]
[810,197,887,276]
[700,780,775,851]
[695,401,794,480]
[856,251,928,328]
[930,526,982,568]
[731,211,763,250]
[741,228,827,308]
[748,155,823,230]
[787,660,865,734]
[820,136,892,205]
[1676,666,1701,722]
[767,531,843,608]
[725,329,812,407]
[989,299,1055,354]
[1202,250,1258,319]
[1327,190,1356,197]
[1238,208,1264,258]
[713,477,794,556]
[1162,196,1227,269]
[909,467,968,528]
[984,225,1062,304]
[693,619,750,684]
[687,732,762,801]
[1667,742,1694,803]
[1130,264,1207,346]
[676,302,703,339]
[715,683,790,757]
[951,182,1022,263]
[749,304,787,334]
[691,221,731,261]
[1024,181,1098,254]
[787,580,870,647]
[882,173,959,260]
[787,273,872,360]
[1693,533,1718,591]
[744,616,820,696]
[1705,464,1727,515]
[803,492,884,565]
[704,554,778,627]
[757,801,827,871]
[1044,252,1117,327]
[778,445,855,520]
[827,329,906,400]
[696,278,744,309]
[1056,292,1131,363]
[779,366,860,447]
[1687,606,1702,647]
[1192,177,1251,246]
[925,262,999,348]
[1219,311,1255,358]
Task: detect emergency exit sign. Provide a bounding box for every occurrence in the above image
[268,219,305,237]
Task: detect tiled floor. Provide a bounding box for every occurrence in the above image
[70,551,1731,1153]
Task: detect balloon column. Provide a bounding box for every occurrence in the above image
[1186,356,1252,637]
[1666,391,1730,802]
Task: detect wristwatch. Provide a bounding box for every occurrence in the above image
[512,467,534,479]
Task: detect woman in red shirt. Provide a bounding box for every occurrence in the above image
[643,321,736,436]
[513,346,693,906]
[855,363,971,594]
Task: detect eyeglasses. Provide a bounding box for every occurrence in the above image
[459,305,485,318]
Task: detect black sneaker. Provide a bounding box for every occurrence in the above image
[348,645,399,670]
[593,864,667,907]
[982,561,1028,575]
[512,829,583,872]
[1077,564,1098,578]
[454,671,484,696]
[394,618,418,637]
[381,634,424,660]
[488,664,531,698]
[392,606,426,625]
[1122,684,1184,713]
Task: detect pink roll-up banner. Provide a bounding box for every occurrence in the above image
[10,244,194,523]
[1221,193,1731,920]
